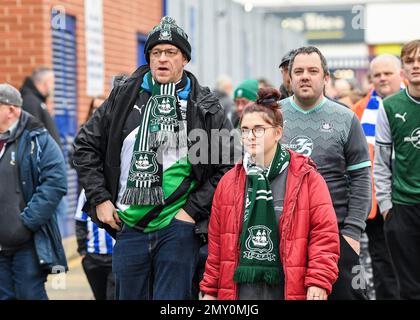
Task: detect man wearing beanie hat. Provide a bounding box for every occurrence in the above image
[0,83,67,299]
[73,16,235,300]
[233,79,259,128]
[144,16,192,64]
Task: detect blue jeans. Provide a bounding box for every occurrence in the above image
[0,241,48,300]
[112,218,200,300]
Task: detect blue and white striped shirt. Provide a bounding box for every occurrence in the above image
[74,189,115,254]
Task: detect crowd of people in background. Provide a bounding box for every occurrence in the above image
[1,14,420,301]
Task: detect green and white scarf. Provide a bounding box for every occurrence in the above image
[234,144,290,285]
[121,73,187,206]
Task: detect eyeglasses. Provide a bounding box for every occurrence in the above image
[149,48,180,58]
[240,126,276,138]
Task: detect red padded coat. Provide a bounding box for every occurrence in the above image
[200,150,340,300]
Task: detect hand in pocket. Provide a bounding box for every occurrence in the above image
[342,235,360,255]
[382,209,391,222]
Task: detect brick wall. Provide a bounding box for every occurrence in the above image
[0,1,49,89]
[0,0,162,125]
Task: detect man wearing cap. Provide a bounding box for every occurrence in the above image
[279,49,296,99]
[73,16,234,299]
[233,79,259,128]
[0,84,67,299]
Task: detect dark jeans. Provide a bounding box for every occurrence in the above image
[192,244,208,299]
[384,203,420,299]
[329,233,368,300]
[0,241,48,300]
[82,253,115,300]
[112,218,200,300]
[366,209,399,299]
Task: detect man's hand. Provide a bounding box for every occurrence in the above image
[306,286,327,300]
[382,209,390,221]
[96,200,121,231]
[343,234,360,255]
[174,208,195,224]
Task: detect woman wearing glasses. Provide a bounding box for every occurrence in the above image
[200,88,340,300]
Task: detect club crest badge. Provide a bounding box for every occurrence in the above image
[159,28,172,41]
[151,96,177,119]
[320,121,333,133]
[129,151,159,182]
[244,225,276,261]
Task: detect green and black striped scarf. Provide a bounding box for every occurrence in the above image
[121,72,187,206]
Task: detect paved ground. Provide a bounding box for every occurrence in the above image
[46,255,93,300]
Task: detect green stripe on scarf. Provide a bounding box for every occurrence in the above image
[121,72,186,206]
[234,144,290,286]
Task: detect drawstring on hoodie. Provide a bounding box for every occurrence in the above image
[34,137,42,176]
[10,151,16,166]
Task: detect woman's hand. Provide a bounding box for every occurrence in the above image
[201,293,217,300]
[306,286,327,300]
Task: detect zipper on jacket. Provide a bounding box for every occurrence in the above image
[8,141,21,195]
[234,208,243,299]
[17,136,29,197]
[281,170,308,299]
[234,169,245,300]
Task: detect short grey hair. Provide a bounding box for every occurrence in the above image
[31,66,54,83]
[369,54,402,72]
[215,74,232,92]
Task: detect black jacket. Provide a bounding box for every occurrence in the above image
[73,65,235,238]
[20,77,61,146]
[279,84,291,99]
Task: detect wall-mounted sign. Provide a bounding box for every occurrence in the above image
[274,8,365,44]
[85,0,104,96]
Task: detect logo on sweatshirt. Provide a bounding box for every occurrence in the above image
[395,112,407,122]
[320,121,333,133]
[287,135,314,157]
[404,127,420,149]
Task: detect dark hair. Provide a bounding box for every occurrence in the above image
[240,88,283,127]
[288,46,329,78]
[258,78,273,89]
[401,40,420,63]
